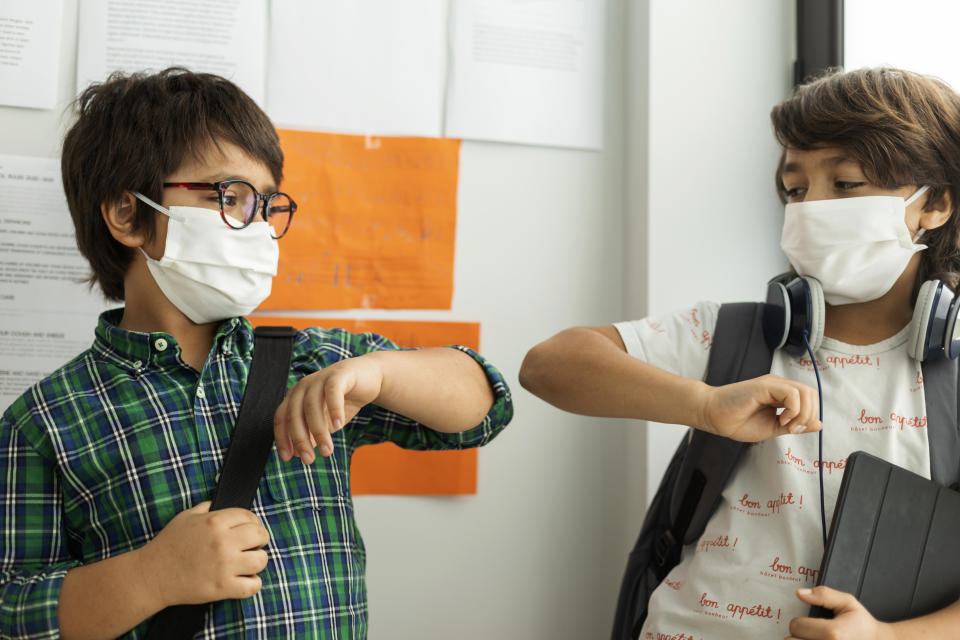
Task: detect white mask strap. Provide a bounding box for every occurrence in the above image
[133,191,185,222]
[905,185,930,207]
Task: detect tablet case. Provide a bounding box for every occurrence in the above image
[811,450,960,621]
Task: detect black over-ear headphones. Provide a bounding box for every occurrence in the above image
[762,273,960,360]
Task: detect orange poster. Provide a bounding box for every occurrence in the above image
[263,131,460,310]
[250,316,480,495]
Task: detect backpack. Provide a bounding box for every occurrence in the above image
[610,302,960,640]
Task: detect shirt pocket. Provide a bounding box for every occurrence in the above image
[262,446,353,513]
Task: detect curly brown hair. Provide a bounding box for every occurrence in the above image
[61,68,284,301]
[771,67,960,293]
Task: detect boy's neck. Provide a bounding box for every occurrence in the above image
[117,255,218,372]
[822,256,919,346]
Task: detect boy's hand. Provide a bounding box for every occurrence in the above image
[274,354,384,463]
[138,501,270,607]
[788,587,897,640]
[698,374,822,442]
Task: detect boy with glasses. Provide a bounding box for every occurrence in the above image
[0,68,512,639]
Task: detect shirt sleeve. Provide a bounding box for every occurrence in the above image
[0,411,81,640]
[613,301,720,382]
[296,328,513,451]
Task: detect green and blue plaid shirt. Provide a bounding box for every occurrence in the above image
[0,310,512,639]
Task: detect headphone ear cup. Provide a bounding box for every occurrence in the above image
[909,281,940,361]
[803,277,825,352]
[946,294,960,359]
[763,281,790,350]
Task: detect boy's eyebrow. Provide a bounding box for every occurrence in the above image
[782,154,859,175]
[203,173,278,193]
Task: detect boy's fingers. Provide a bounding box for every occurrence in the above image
[237,548,269,575]
[774,384,801,425]
[797,586,858,613]
[805,385,818,424]
[284,386,314,464]
[273,403,293,461]
[232,522,271,550]
[316,399,335,457]
[784,384,820,435]
[211,508,263,529]
[190,501,212,513]
[230,575,263,600]
[790,386,813,433]
[787,614,831,639]
[302,387,326,448]
[325,376,348,435]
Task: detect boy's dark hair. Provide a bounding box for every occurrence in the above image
[771,67,960,292]
[62,67,284,301]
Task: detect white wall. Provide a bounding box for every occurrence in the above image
[356,2,629,636]
[627,0,796,506]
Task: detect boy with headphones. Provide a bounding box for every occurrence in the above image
[0,69,513,638]
[521,67,960,639]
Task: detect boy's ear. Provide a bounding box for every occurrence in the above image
[921,189,954,231]
[101,192,147,248]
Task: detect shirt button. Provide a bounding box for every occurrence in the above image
[132,360,143,369]
[154,338,168,352]
[196,388,206,399]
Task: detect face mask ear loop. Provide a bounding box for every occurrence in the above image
[905,185,930,208]
[132,191,185,222]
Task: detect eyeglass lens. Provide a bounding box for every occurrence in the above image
[220,181,293,238]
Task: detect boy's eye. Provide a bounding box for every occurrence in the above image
[835,181,865,191]
[784,186,805,200]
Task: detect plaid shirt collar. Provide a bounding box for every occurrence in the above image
[91,309,254,372]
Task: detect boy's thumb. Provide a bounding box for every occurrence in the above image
[190,500,212,513]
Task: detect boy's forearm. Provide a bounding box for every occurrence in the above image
[58,547,164,640]
[369,347,495,433]
[520,326,708,427]
[889,599,960,639]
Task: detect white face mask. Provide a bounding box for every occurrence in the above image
[133,192,279,324]
[780,186,930,306]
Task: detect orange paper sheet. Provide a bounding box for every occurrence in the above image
[250,316,480,495]
[263,131,460,310]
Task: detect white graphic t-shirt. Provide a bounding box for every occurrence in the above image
[614,301,931,640]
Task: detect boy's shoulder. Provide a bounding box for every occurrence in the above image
[1,346,99,446]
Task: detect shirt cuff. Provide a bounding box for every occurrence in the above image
[0,562,80,639]
[436,345,513,448]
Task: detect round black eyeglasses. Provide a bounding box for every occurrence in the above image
[163,180,297,239]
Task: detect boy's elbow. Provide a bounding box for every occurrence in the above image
[519,342,552,397]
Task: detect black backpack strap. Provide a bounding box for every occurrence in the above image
[611,436,689,640]
[144,326,297,639]
[652,303,772,579]
[614,303,774,640]
[921,355,960,488]
[669,303,774,544]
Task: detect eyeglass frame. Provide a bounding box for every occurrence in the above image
[162,180,297,239]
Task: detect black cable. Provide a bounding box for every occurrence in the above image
[802,330,827,547]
